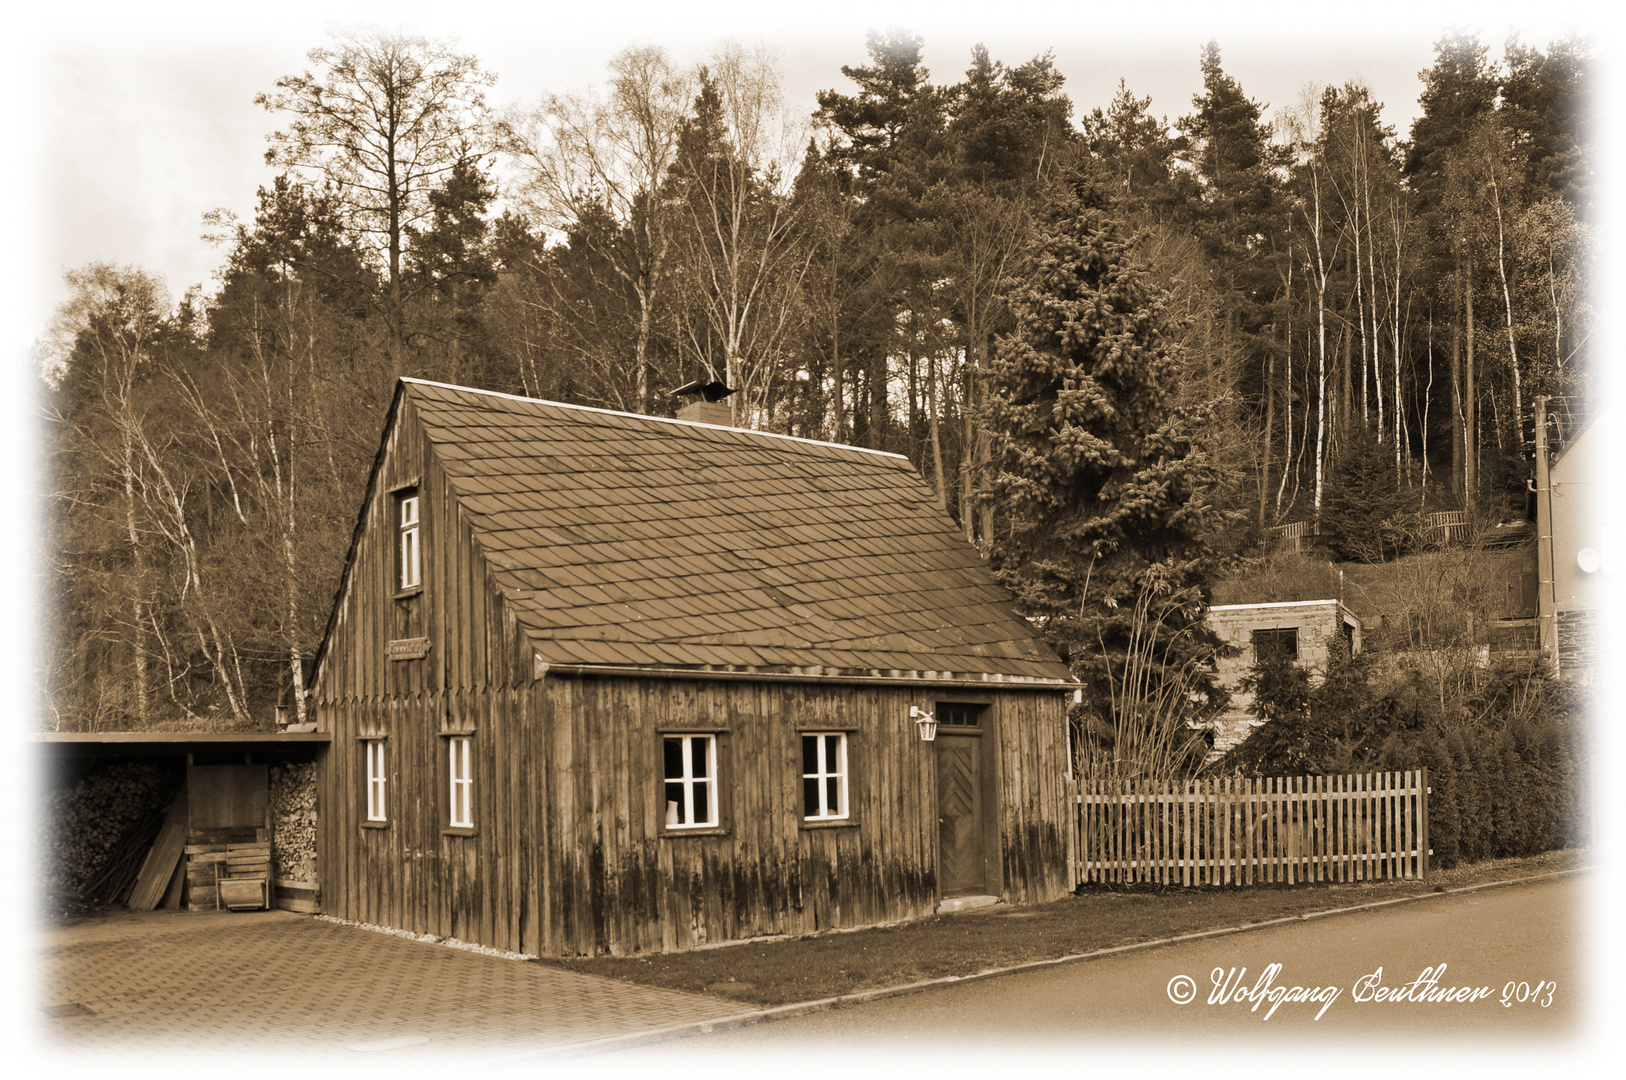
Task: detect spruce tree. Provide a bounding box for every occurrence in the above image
[983,180,1225,766]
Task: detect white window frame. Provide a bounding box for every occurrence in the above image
[801,732,849,821]
[399,492,421,590]
[662,733,718,829]
[365,739,387,822]
[447,735,473,829]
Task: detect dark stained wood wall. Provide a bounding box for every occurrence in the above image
[313,399,540,954]
[539,676,1070,957]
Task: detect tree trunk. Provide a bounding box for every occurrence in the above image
[1465,254,1477,504]
[926,351,948,511]
[121,433,148,726]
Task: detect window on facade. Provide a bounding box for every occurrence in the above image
[447,735,473,828]
[662,734,718,829]
[1253,627,1299,663]
[365,740,387,822]
[801,732,849,821]
[937,703,985,727]
[398,490,421,591]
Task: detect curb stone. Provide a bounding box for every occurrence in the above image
[515,866,1590,1059]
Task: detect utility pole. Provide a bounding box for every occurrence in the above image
[1534,395,1557,674]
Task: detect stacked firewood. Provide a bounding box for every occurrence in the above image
[44,762,174,904]
[269,762,317,883]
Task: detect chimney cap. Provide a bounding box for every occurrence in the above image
[672,379,736,403]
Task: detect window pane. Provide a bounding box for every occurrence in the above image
[802,734,818,775]
[664,737,682,780]
[692,778,712,825]
[690,736,710,779]
[826,776,840,815]
[803,776,819,816]
[939,704,983,727]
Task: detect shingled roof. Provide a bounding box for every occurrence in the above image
[396,379,1069,683]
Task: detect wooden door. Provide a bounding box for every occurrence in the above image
[937,733,985,895]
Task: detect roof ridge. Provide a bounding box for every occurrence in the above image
[401,378,910,464]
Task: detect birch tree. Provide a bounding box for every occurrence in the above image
[668,43,811,426]
[503,45,690,412]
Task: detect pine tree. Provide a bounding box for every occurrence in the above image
[983,181,1226,766]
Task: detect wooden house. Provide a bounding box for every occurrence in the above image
[309,379,1074,957]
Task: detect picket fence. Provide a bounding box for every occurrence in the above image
[1068,770,1429,887]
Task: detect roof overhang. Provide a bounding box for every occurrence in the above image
[534,656,1072,691]
[28,731,331,758]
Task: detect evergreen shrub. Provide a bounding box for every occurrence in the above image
[1230,654,1587,867]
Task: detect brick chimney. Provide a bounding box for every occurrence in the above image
[672,378,736,427]
[677,399,733,426]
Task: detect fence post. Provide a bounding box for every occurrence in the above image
[1420,767,1431,885]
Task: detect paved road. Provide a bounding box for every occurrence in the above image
[637,876,1586,1059]
[35,908,746,1062]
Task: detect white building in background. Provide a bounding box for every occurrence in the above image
[1202,599,1362,754]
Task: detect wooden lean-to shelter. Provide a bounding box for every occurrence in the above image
[309,379,1074,957]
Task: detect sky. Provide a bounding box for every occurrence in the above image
[7,0,1609,358]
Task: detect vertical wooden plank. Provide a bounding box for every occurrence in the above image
[1158,779,1168,886]
[1368,770,1378,881]
[1198,776,1206,887]
[1367,771,1377,881]
[1325,773,1337,883]
[1420,767,1430,884]
[1200,777,1211,887]
[1395,769,1406,881]
[1345,772,1356,882]
[1301,773,1311,885]
[1244,776,1255,886]
[1338,772,1349,883]
[1348,771,1359,883]
[1178,779,1189,888]
[1402,769,1414,881]
[1301,774,1311,884]
[1309,773,1319,884]
[1270,776,1280,883]
[1310,774,1321,883]
[1377,770,1386,880]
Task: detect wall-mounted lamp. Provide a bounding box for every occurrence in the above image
[910,705,937,742]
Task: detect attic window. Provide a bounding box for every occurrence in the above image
[397,490,421,591]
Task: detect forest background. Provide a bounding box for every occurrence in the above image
[12,8,1607,734]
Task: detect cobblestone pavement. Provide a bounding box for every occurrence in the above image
[35,908,747,1063]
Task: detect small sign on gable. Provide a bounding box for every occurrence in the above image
[388,637,431,661]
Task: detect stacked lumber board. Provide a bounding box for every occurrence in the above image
[127,787,189,911]
[183,831,271,911]
[272,878,321,913]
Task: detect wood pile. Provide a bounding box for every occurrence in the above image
[43,762,176,905]
[269,763,317,884]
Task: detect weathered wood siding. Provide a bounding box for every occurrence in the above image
[312,398,1070,957]
[538,676,1069,957]
[313,399,539,953]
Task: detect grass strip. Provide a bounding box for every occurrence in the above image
[533,848,1586,1007]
